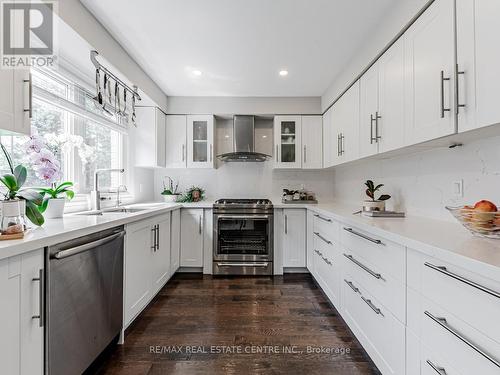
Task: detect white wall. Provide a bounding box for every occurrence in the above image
[321,0,431,111]
[167,96,321,115]
[331,136,500,221]
[58,0,167,111]
[154,163,334,203]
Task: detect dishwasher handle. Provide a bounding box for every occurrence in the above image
[53,231,125,259]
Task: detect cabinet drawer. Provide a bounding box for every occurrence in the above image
[340,225,405,282]
[342,249,405,323]
[410,251,500,344]
[420,344,464,375]
[421,297,500,375]
[313,236,340,307]
[342,274,405,375]
[312,212,339,242]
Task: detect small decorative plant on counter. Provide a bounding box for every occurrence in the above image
[178,186,205,203]
[38,182,75,219]
[161,176,180,203]
[363,180,391,212]
[0,143,44,231]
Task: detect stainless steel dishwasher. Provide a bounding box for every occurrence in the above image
[45,226,125,375]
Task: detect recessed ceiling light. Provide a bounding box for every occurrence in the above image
[192,70,202,76]
[279,70,288,77]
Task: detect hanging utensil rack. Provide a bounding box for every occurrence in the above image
[90,50,141,101]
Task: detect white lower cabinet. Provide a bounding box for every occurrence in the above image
[170,208,181,274]
[282,209,306,268]
[0,249,44,375]
[180,208,204,267]
[125,211,174,327]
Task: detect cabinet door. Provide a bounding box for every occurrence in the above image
[282,209,306,267]
[404,0,456,145]
[306,210,315,275]
[301,116,323,169]
[0,69,16,134]
[378,38,406,153]
[322,107,333,168]
[180,209,204,267]
[333,82,360,165]
[359,64,380,158]
[187,115,214,168]
[170,209,181,274]
[0,250,43,375]
[151,214,171,295]
[124,220,153,326]
[274,116,302,169]
[457,0,500,132]
[165,115,187,168]
[134,107,166,167]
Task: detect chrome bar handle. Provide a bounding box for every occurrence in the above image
[198,215,202,234]
[314,249,323,257]
[314,214,332,222]
[182,144,185,162]
[23,73,33,119]
[344,279,360,294]
[426,360,447,375]
[375,111,382,142]
[425,311,500,368]
[53,231,125,259]
[343,253,383,280]
[322,256,333,266]
[210,144,213,162]
[343,227,382,244]
[151,225,157,251]
[361,296,384,317]
[314,232,332,245]
[156,224,160,251]
[217,262,269,267]
[340,133,345,155]
[303,145,306,164]
[440,70,451,118]
[424,262,500,299]
[455,64,466,115]
[32,269,44,327]
[284,214,288,235]
[337,134,341,156]
[370,114,375,144]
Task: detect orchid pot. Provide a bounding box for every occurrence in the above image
[362,200,386,212]
[43,198,66,219]
[0,200,25,235]
[163,194,180,203]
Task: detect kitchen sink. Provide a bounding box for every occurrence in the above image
[72,207,150,216]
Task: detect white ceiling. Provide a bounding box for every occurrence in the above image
[80,0,400,97]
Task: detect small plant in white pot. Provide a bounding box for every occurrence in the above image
[38,182,75,218]
[161,176,180,203]
[363,180,391,212]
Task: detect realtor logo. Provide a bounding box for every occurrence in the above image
[1,1,58,68]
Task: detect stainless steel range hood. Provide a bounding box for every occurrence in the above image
[217,115,271,162]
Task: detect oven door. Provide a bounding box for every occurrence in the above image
[213,213,273,262]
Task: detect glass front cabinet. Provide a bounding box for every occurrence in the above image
[187,115,214,168]
[273,115,302,168]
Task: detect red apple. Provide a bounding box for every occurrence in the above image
[474,200,498,212]
[473,200,498,223]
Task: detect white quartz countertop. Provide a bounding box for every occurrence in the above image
[0,201,218,260]
[279,202,500,279]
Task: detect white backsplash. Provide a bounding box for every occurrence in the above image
[154,162,335,202]
[332,136,500,221]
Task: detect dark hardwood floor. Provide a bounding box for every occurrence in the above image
[94,273,380,375]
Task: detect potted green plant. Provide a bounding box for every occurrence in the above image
[161,176,180,203]
[0,144,44,228]
[363,180,391,212]
[178,186,205,203]
[38,182,75,218]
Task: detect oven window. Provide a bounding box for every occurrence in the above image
[218,218,269,255]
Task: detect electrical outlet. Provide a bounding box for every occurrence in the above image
[452,180,464,198]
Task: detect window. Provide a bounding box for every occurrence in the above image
[0,68,127,205]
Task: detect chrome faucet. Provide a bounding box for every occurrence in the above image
[91,168,125,211]
[115,185,127,207]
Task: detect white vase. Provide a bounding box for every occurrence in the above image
[163,194,179,203]
[362,200,386,212]
[44,198,66,218]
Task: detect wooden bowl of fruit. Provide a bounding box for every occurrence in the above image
[447,200,500,239]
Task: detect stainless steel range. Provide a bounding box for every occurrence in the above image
[213,199,273,275]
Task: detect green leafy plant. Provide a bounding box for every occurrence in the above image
[161,176,179,195]
[0,143,45,226]
[365,180,391,202]
[38,182,75,213]
[177,186,205,203]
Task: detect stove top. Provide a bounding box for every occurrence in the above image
[214,198,272,206]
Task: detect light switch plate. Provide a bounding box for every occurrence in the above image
[452,180,463,197]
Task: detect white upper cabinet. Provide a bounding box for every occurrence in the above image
[165,115,187,168]
[134,107,166,168]
[274,115,302,168]
[456,0,500,132]
[378,38,406,153]
[359,64,380,158]
[301,116,323,169]
[404,0,456,145]
[332,81,360,166]
[322,107,334,168]
[187,115,214,169]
